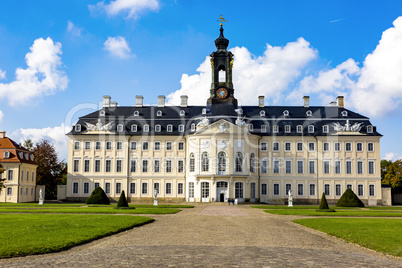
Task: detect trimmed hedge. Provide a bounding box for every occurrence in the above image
[319,192,329,210]
[336,188,365,207]
[117,190,129,208]
[85,187,110,205]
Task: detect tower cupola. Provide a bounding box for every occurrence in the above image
[215,26,229,51]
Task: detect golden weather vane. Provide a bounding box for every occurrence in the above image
[217,15,228,26]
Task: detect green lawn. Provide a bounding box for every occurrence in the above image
[0,206,181,214]
[293,218,402,257]
[0,214,153,258]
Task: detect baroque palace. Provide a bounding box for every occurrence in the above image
[66,26,383,205]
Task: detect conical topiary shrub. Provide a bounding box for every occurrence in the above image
[319,192,329,210]
[336,188,365,207]
[117,190,129,208]
[85,186,110,205]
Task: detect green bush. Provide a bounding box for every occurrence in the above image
[336,188,365,207]
[319,192,329,210]
[85,187,110,205]
[117,190,129,208]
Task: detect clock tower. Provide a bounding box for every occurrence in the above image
[207,25,238,107]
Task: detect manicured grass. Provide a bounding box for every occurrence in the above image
[0,214,153,258]
[251,205,357,210]
[262,208,402,217]
[293,218,402,257]
[0,206,181,214]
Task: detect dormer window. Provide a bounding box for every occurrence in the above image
[261,125,267,133]
[249,124,253,131]
[306,110,312,117]
[308,125,314,133]
[367,125,373,133]
[100,110,105,116]
[75,124,81,132]
[117,124,124,132]
[156,110,162,117]
[273,125,279,133]
[179,124,185,132]
[4,151,10,159]
[30,154,34,161]
[155,125,161,132]
[134,111,139,116]
[144,125,149,132]
[167,125,173,132]
[322,125,329,133]
[18,152,23,159]
[191,123,196,132]
[297,125,303,133]
[341,110,348,117]
[202,108,206,115]
[259,110,266,117]
[283,110,289,116]
[131,124,137,132]
[285,125,291,133]
[180,110,185,116]
[24,153,29,160]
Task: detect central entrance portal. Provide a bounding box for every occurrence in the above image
[216,181,228,202]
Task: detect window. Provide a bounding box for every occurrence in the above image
[248,124,253,131]
[179,125,185,132]
[296,125,303,133]
[117,124,124,132]
[297,160,304,174]
[189,182,194,198]
[308,125,314,133]
[130,183,136,194]
[178,142,184,151]
[306,110,312,117]
[357,160,363,174]
[273,142,279,151]
[323,142,330,152]
[324,184,330,195]
[74,141,80,150]
[95,182,100,189]
[153,159,160,173]
[131,125,137,132]
[142,160,148,173]
[32,172,34,181]
[105,182,111,194]
[341,110,348,117]
[105,159,111,172]
[166,142,172,151]
[346,161,352,174]
[260,110,266,116]
[167,125,173,132]
[296,142,303,151]
[153,183,160,194]
[273,125,279,133]
[273,159,280,173]
[285,125,291,133]
[356,142,363,152]
[156,110,162,117]
[95,141,101,150]
[369,185,375,196]
[84,159,90,172]
[116,142,123,150]
[283,110,289,116]
[7,187,12,195]
[106,141,112,150]
[345,142,352,152]
[324,160,330,174]
[115,182,121,194]
[178,183,184,195]
[335,184,342,196]
[358,184,364,196]
[297,184,304,196]
[273,184,280,196]
[335,160,341,174]
[368,143,374,152]
[367,125,373,133]
[189,153,195,172]
[368,161,375,174]
[73,159,79,172]
[7,170,13,181]
[285,142,291,151]
[191,123,196,132]
[134,111,139,117]
[131,141,137,150]
[73,182,79,194]
[166,159,172,173]
[154,142,161,151]
[261,125,267,133]
[116,160,122,172]
[250,153,255,173]
[166,183,172,194]
[309,160,315,174]
[322,125,329,133]
[75,124,81,132]
[235,182,244,198]
[285,184,292,196]
[95,159,101,172]
[142,183,148,194]
[142,142,149,151]
[202,152,209,172]
[235,152,243,172]
[285,160,292,174]
[260,142,267,151]
[334,142,341,152]
[26,171,29,181]
[178,160,184,173]
[309,184,316,196]
[85,141,91,150]
[308,142,315,151]
[130,159,137,173]
[261,159,268,173]
[83,182,89,194]
[261,183,267,195]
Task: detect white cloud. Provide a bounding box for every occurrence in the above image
[167,38,317,106]
[67,21,82,37]
[0,37,68,106]
[104,36,133,59]
[11,123,69,162]
[0,110,4,122]
[383,152,402,162]
[89,0,159,19]
[0,69,5,80]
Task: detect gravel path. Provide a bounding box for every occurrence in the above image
[1,203,401,267]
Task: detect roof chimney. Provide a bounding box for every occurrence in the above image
[158,95,165,107]
[180,95,188,107]
[110,101,118,107]
[330,101,337,106]
[337,96,344,108]
[0,131,5,139]
[303,96,310,108]
[136,95,143,107]
[103,96,111,108]
[258,96,264,108]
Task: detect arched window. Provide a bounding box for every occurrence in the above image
[189,153,195,172]
[235,152,243,172]
[218,152,226,175]
[235,182,243,198]
[117,124,124,132]
[131,124,137,132]
[180,110,185,116]
[218,68,226,82]
[156,110,162,117]
[250,153,255,173]
[155,125,161,132]
[202,152,209,172]
[191,123,196,132]
[75,124,81,132]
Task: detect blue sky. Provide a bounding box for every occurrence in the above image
[0,0,402,161]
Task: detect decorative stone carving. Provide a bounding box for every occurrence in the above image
[217,140,228,150]
[197,117,210,126]
[201,140,211,150]
[235,109,247,126]
[218,122,228,133]
[85,119,114,132]
[333,120,363,132]
[288,190,293,207]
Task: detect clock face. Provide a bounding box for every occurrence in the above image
[217,88,228,99]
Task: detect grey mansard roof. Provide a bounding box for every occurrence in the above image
[67,104,381,137]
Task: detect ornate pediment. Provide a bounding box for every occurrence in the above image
[333,120,364,134]
[84,119,114,133]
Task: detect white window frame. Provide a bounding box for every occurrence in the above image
[309,184,316,196]
[345,142,352,152]
[130,141,137,150]
[272,142,279,151]
[296,125,303,133]
[368,142,374,152]
[273,183,280,196]
[72,182,79,194]
[285,142,291,152]
[261,183,268,195]
[297,183,304,196]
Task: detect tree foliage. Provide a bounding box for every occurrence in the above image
[117,190,129,207]
[319,192,329,210]
[85,187,110,204]
[336,188,365,207]
[0,164,5,189]
[383,160,402,188]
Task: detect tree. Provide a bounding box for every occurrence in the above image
[336,188,364,207]
[0,164,5,189]
[381,159,392,183]
[383,160,402,188]
[319,192,329,210]
[117,190,129,208]
[85,187,110,204]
